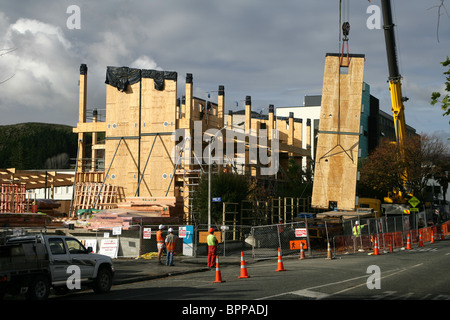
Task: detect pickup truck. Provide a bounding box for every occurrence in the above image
[0,234,114,300]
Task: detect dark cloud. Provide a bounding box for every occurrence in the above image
[0,0,448,144]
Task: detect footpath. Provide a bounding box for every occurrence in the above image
[112,253,247,285]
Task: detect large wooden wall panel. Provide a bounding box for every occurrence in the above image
[312,55,365,211]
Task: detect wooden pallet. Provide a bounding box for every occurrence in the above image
[0,184,27,213]
[72,182,119,216]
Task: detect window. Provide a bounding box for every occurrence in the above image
[49,238,66,255]
[65,238,86,254]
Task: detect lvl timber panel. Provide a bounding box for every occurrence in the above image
[312,54,365,211]
[105,80,141,199]
[139,77,177,198]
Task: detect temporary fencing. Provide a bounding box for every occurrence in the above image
[333,220,450,255]
[249,220,338,260]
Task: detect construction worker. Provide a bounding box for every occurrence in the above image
[352,221,367,252]
[165,228,177,266]
[156,224,165,264]
[206,228,218,269]
[352,221,367,237]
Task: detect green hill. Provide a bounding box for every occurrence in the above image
[0,122,78,170]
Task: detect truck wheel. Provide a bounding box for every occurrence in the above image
[93,266,112,294]
[26,275,50,300]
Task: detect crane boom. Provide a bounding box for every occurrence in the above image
[381,0,407,150]
[380,0,410,203]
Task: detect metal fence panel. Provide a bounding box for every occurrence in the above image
[250,221,319,260]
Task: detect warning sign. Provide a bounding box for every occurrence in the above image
[290,240,307,250]
[99,239,119,259]
[295,228,307,237]
[143,228,152,239]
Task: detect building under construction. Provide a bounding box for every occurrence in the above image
[72,64,311,226]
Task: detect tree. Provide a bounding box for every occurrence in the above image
[278,157,313,199]
[431,56,450,124]
[192,172,249,225]
[358,139,405,199]
[358,134,449,201]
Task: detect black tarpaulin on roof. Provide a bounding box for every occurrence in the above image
[142,70,177,91]
[105,66,141,92]
[105,66,177,92]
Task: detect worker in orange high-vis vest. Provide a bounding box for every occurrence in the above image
[206,228,218,269]
[165,228,177,266]
[156,224,165,264]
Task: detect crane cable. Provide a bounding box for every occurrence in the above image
[318,0,355,164]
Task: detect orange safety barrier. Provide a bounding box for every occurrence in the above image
[442,221,450,237]
[332,220,450,256]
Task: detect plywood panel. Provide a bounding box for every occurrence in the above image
[103,69,180,199]
[312,54,365,211]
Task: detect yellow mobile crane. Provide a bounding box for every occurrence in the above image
[380,0,411,204]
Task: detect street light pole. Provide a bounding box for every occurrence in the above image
[207,121,244,230]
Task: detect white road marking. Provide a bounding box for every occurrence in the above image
[257,263,424,300]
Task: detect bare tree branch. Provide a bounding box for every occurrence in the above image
[0,48,16,56]
[0,47,16,84]
[429,0,450,43]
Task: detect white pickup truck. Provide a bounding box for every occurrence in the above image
[0,234,114,300]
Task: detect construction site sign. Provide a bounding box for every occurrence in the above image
[99,239,119,259]
[295,228,307,238]
[179,227,187,238]
[290,240,307,250]
[143,228,152,239]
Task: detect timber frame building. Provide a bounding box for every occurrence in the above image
[72,64,311,224]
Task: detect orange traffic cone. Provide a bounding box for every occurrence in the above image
[275,247,286,271]
[373,237,380,255]
[238,251,250,279]
[325,241,333,260]
[213,256,225,283]
[406,233,412,250]
[431,230,435,244]
[418,232,424,247]
[299,243,306,260]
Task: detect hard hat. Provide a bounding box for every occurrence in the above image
[159,224,165,230]
[355,221,359,225]
[209,228,214,233]
[168,228,173,233]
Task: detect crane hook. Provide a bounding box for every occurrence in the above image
[342,21,350,40]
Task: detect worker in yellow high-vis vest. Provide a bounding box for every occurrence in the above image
[206,228,218,269]
[352,221,367,237]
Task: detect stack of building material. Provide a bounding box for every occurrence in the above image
[85,197,184,230]
[0,213,51,228]
[34,199,62,217]
[86,211,135,230]
[116,197,178,216]
[72,182,119,216]
[0,184,27,213]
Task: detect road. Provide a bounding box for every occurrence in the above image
[55,239,450,302]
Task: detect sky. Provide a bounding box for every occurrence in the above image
[0,0,449,145]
